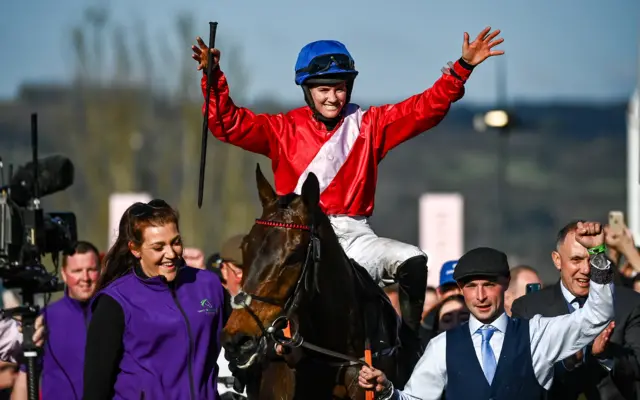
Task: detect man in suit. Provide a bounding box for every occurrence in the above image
[512,220,640,399]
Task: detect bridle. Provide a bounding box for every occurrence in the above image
[229,218,368,368]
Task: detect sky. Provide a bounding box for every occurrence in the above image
[1,0,639,106]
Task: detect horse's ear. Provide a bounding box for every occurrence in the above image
[301,173,320,210]
[256,163,276,208]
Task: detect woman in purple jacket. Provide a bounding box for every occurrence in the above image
[83,199,228,400]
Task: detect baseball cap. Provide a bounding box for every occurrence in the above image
[439,260,458,287]
[219,234,245,265]
[453,247,510,282]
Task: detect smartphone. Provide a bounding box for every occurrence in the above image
[526,283,541,294]
[609,211,625,235]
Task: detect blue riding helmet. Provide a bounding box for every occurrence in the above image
[295,40,359,85]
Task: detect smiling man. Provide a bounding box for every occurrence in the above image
[359,222,616,400]
[511,220,640,399]
[12,241,101,400]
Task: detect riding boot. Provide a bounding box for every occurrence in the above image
[395,255,428,388]
[396,255,428,334]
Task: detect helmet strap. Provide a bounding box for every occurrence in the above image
[302,85,341,130]
[301,78,355,131]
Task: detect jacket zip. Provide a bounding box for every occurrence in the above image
[83,306,89,329]
[171,286,196,400]
[81,306,89,400]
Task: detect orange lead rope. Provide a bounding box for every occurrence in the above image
[282,324,372,398]
[365,338,374,400]
[283,322,291,338]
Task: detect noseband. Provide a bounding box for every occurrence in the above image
[230,218,367,368]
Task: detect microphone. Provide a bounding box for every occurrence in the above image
[6,155,74,207]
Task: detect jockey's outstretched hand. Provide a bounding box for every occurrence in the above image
[461,26,504,66]
[359,365,391,393]
[191,36,220,72]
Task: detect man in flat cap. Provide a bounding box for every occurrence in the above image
[359,221,616,400]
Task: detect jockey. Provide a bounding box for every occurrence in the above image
[192,27,504,352]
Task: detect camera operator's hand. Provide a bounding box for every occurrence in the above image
[33,315,44,347]
[16,315,45,347]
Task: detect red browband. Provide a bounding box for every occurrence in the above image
[255,219,311,231]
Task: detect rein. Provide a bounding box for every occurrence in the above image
[230,218,368,368]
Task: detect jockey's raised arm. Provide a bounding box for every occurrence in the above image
[198,68,283,159]
[366,60,471,160]
[198,59,472,162]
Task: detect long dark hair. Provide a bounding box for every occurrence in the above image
[96,199,180,292]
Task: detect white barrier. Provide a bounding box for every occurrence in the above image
[628,90,639,243]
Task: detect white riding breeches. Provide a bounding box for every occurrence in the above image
[329,215,427,287]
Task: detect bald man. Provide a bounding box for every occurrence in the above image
[504,265,542,316]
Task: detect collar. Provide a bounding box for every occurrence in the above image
[560,280,581,304]
[63,288,91,311]
[469,311,509,335]
[132,263,185,292]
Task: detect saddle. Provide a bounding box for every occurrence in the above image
[347,258,401,359]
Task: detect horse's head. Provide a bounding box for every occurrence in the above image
[222,164,322,369]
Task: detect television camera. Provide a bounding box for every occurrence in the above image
[0,113,77,400]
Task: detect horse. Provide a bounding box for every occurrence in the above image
[221,164,403,400]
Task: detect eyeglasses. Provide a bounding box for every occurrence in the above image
[296,53,355,75]
[129,199,171,217]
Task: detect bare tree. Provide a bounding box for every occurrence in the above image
[84,6,108,85]
[59,7,267,252]
[63,6,141,248]
[172,12,259,250]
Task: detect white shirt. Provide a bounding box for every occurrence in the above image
[390,280,615,400]
[559,281,614,371]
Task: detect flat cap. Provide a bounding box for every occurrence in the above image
[453,247,510,282]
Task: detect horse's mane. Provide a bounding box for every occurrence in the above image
[272,192,353,283]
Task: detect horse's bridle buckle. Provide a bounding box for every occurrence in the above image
[231,291,252,310]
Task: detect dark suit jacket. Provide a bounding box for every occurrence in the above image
[511,282,640,400]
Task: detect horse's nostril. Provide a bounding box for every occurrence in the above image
[236,335,255,352]
[227,333,253,349]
